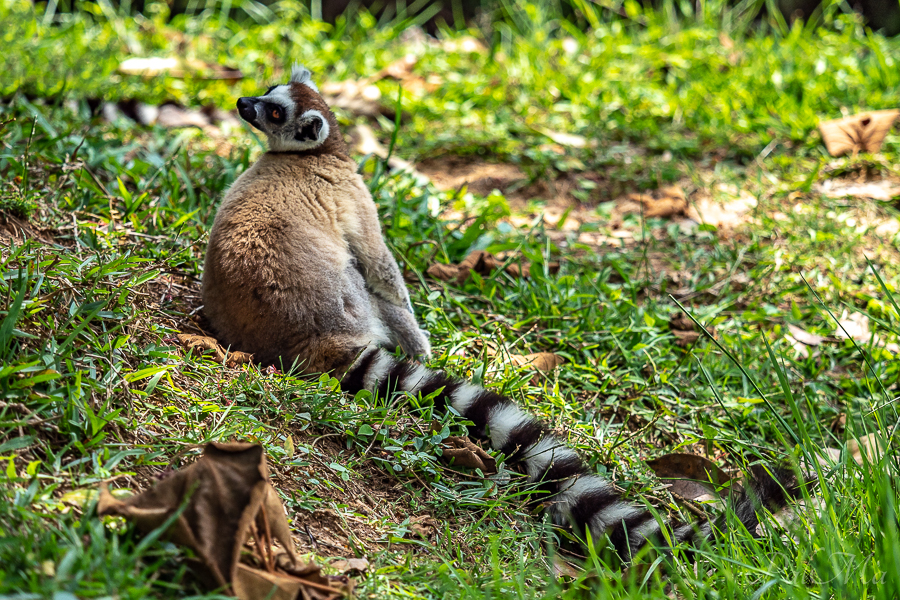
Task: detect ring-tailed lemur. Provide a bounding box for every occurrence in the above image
[202,65,801,561]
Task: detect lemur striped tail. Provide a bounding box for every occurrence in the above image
[341,347,801,560]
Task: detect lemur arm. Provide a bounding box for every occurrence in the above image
[345,191,415,312]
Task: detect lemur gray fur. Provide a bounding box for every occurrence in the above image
[202,64,801,562]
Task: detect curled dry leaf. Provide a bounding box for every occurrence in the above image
[426,250,553,284]
[99,443,352,600]
[441,436,497,474]
[505,352,565,371]
[177,333,254,367]
[646,453,732,501]
[819,109,900,157]
[329,557,369,575]
[616,186,688,222]
[408,515,438,539]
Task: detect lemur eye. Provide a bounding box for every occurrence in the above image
[271,108,280,119]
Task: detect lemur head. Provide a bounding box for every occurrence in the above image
[236,64,346,154]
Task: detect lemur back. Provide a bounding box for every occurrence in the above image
[203,65,430,373]
[202,65,801,563]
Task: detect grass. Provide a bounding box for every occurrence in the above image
[1,0,900,597]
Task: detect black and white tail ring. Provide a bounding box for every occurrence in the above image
[341,347,802,560]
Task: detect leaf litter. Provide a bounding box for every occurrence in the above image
[819,109,900,157]
[99,442,353,600]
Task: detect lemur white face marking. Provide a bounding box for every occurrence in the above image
[235,64,329,152]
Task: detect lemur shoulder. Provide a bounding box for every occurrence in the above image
[202,64,801,562]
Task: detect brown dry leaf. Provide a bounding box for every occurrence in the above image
[819,109,900,156]
[617,186,688,221]
[669,313,696,332]
[835,312,871,342]
[686,186,757,231]
[505,352,565,371]
[329,557,369,574]
[425,263,460,282]
[672,329,701,347]
[669,313,701,347]
[646,453,732,501]
[177,333,254,367]
[408,515,438,539]
[551,555,581,578]
[441,436,497,474]
[99,443,351,600]
[427,250,535,284]
[847,432,889,465]
[234,562,352,600]
[787,324,826,346]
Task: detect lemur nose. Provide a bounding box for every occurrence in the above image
[236,98,258,122]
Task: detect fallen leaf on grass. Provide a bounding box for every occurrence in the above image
[505,352,565,371]
[177,333,254,367]
[819,110,900,157]
[669,313,701,347]
[426,250,557,284]
[329,558,369,574]
[646,453,733,501]
[551,555,581,578]
[835,312,870,342]
[441,436,497,474]
[686,186,757,231]
[408,515,438,539]
[786,324,826,346]
[614,186,687,224]
[99,443,351,599]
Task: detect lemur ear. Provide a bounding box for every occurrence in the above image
[290,63,318,92]
[295,114,324,142]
